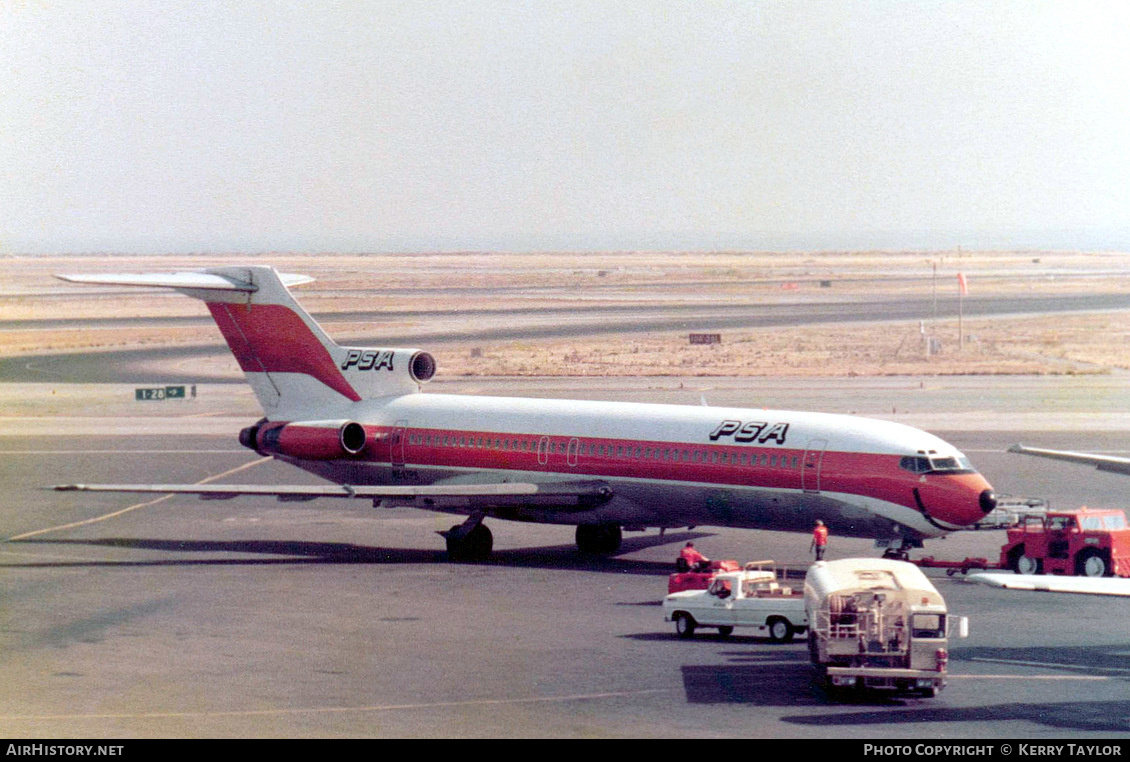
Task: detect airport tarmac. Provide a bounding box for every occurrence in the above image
[1,378,1129,738]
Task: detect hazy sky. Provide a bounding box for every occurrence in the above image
[3,1,1130,253]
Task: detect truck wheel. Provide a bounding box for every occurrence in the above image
[717,626,734,638]
[807,631,820,664]
[674,613,697,639]
[1015,554,1042,575]
[1076,549,1111,577]
[767,617,794,643]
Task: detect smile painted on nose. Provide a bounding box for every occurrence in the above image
[900,454,996,529]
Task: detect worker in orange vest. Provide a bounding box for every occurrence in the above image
[810,520,828,561]
[679,541,710,572]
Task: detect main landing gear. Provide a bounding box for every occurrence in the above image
[441,518,624,561]
[575,523,622,555]
[440,514,494,561]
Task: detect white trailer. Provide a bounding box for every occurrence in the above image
[803,558,968,697]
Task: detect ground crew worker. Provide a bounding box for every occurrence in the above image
[679,541,710,572]
[810,520,828,561]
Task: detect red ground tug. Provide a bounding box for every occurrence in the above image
[668,559,741,594]
[999,507,1130,577]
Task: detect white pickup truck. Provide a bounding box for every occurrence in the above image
[663,569,808,642]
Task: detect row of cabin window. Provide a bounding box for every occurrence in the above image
[407,432,800,469]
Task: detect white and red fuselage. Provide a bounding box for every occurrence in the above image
[56,266,997,551]
[253,392,994,541]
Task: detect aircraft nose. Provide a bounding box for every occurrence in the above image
[915,473,996,528]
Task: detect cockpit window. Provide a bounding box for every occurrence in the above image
[899,454,975,474]
[899,456,931,473]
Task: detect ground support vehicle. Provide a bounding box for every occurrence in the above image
[663,569,807,642]
[668,559,741,593]
[804,558,967,697]
[1000,507,1130,577]
[914,556,999,576]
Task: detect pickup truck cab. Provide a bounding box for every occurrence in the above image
[663,569,808,642]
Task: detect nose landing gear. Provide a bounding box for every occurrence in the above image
[881,536,923,561]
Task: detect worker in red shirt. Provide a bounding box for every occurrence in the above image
[679,541,710,572]
[810,520,828,561]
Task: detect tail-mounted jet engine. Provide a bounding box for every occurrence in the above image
[240,419,369,460]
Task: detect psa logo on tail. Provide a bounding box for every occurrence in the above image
[342,349,395,372]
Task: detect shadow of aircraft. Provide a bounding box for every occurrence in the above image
[5,530,712,576]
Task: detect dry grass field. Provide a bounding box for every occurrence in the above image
[2,250,1129,378]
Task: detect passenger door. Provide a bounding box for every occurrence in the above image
[390,420,408,467]
[802,439,827,493]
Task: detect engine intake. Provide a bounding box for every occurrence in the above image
[410,351,436,383]
[339,421,367,454]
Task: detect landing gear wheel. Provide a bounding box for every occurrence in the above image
[767,617,794,643]
[1076,549,1111,577]
[575,523,622,555]
[674,613,697,639]
[446,522,493,561]
[717,626,734,638]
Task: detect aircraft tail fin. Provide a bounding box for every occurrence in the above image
[56,266,435,417]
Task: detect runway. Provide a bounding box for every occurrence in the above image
[6,291,1130,383]
[2,378,1129,738]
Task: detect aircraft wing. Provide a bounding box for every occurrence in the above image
[970,572,1130,597]
[1007,444,1130,475]
[53,480,613,511]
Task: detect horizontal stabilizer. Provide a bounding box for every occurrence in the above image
[56,271,314,291]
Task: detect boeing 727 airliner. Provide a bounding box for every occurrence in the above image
[55,266,998,560]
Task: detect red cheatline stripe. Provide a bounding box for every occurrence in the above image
[282,422,923,511]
